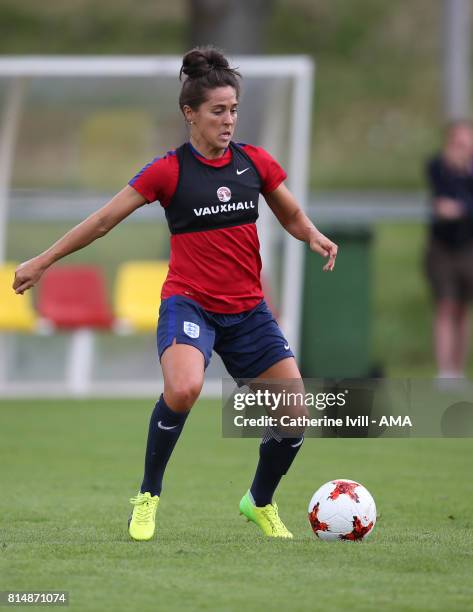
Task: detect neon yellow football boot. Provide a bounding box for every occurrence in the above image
[239,491,293,538]
[128,492,160,541]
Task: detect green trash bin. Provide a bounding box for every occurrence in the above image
[300,225,373,378]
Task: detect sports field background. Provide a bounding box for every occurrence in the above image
[1,0,447,190]
[1,399,472,611]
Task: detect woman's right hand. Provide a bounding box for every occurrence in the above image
[435,197,464,220]
[12,256,48,294]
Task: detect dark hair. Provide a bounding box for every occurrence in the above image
[179,46,241,112]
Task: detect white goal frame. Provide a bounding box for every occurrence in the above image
[0,56,314,396]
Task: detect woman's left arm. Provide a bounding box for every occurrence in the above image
[264,183,338,271]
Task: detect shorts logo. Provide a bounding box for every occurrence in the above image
[183,321,200,339]
[217,186,231,202]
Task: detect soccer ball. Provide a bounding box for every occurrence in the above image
[308,479,376,541]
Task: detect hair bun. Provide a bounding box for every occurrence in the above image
[180,47,230,81]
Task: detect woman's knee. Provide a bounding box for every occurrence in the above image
[161,342,205,411]
[164,377,203,411]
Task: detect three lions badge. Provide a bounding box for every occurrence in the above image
[183,321,200,339]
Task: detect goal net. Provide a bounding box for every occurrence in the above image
[0,56,314,397]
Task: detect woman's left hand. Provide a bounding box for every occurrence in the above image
[309,231,338,271]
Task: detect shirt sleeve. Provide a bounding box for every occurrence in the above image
[426,156,456,199]
[128,151,179,208]
[240,144,287,193]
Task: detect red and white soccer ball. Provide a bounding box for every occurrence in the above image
[308,479,376,541]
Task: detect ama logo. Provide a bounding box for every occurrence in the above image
[217,186,231,202]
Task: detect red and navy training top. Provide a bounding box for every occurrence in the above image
[129,141,287,313]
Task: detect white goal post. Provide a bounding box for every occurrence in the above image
[0,55,314,396]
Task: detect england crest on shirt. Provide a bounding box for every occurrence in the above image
[183,321,200,339]
[217,186,231,202]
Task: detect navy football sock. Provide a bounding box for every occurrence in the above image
[140,394,189,497]
[250,430,304,507]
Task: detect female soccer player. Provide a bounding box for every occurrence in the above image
[13,47,337,540]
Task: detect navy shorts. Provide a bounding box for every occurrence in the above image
[157,295,294,380]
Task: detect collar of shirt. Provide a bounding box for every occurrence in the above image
[188,141,233,167]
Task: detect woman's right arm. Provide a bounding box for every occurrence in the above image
[427,158,464,220]
[13,185,147,294]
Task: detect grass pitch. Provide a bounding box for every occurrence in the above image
[1,399,472,611]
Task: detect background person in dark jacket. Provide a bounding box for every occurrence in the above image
[425,120,473,379]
